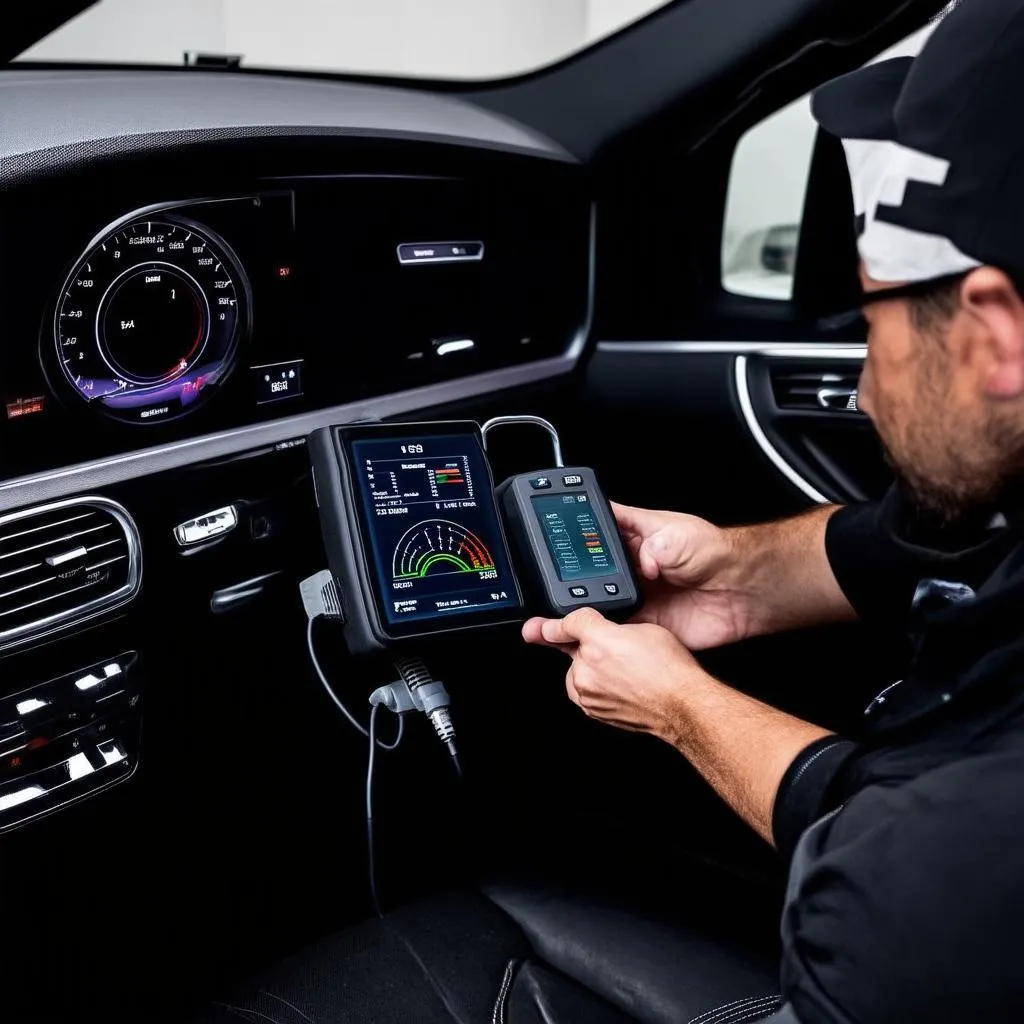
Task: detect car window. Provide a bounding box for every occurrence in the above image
[18,0,674,81]
[721,20,943,301]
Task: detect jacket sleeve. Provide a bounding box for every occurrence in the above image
[772,735,858,863]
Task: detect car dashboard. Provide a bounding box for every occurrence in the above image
[0,69,591,845]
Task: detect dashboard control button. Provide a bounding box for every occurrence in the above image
[397,241,484,265]
[569,586,589,599]
[563,475,584,487]
[530,477,553,490]
[174,506,238,547]
[603,584,620,596]
[434,338,475,357]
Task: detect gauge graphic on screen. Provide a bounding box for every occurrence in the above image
[393,519,496,579]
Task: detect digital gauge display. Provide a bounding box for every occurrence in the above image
[350,431,523,630]
[51,216,249,423]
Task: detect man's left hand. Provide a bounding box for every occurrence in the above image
[522,608,709,742]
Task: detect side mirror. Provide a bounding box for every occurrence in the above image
[761,225,800,274]
[722,224,800,300]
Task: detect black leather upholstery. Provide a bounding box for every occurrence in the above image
[504,960,639,1024]
[486,884,780,1024]
[190,864,782,1024]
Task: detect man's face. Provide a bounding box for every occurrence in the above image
[857,265,1024,523]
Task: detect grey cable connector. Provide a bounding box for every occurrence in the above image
[372,665,462,775]
[394,658,459,756]
[300,569,343,622]
[301,569,402,751]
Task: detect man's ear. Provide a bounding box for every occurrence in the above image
[960,267,1024,400]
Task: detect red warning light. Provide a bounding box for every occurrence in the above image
[276,265,292,279]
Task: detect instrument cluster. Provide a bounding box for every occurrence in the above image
[0,174,590,484]
[50,214,250,424]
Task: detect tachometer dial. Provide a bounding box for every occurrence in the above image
[52,216,250,423]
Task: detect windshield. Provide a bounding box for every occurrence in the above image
[16,0,675,80]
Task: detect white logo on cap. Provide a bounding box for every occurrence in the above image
[842,137,982,283]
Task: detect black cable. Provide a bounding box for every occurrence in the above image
[309,618,403,751]
[366,703,383,919]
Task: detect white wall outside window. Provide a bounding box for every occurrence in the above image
[20,0,670,78]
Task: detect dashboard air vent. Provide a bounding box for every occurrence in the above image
[769,365,862,413]
[0,498,141,651]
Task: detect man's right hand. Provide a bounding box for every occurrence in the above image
[613,502,856,650]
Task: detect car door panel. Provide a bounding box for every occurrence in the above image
[576,342,881,522]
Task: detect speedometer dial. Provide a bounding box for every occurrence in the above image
[53,216,250,423]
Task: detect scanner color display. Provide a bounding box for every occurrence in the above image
[351,434,520,627]
[531,492,618,582]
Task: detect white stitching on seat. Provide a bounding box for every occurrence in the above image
[492,958,520,1024]
[725,1000,784,1024]
[688,994,776,1024]
[702,995,782,1024]
[261,989,316,1024]
[709,997,781,1024]
[214,1002,284,1024]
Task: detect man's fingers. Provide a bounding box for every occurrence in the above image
[635,539,665,581]
[546,606,613,645]
[611,502,666,539]
[612,504,684,580]
[565,665,582,707]
[522,617,576,651]
[523,608,615,649]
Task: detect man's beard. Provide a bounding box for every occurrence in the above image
[877,419,1014,531]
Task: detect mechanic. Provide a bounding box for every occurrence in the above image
[525,0,1024,1019]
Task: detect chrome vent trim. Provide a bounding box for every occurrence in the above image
[0,497,142,651]
[769,366,862,413]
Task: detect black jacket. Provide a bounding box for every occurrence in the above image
[770,486,1024,1023]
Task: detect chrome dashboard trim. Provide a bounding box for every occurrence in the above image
[597,341,868,358]
[0,203,596,512]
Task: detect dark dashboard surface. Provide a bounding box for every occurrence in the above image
[0,145,590,499]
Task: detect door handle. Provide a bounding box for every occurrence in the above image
[816,387,860,412]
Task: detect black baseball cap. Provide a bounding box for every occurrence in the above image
[812,0,1024,297]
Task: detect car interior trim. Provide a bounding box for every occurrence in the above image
[0,353,578,512]
[734,355,831,505]
[0,496,143,649]
[0,204,596,513]
[0,70,576,179]
[598,341,868,358]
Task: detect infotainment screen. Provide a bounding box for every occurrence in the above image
[347,429,522,632]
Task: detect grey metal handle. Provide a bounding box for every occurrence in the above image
[480,416,564,468]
